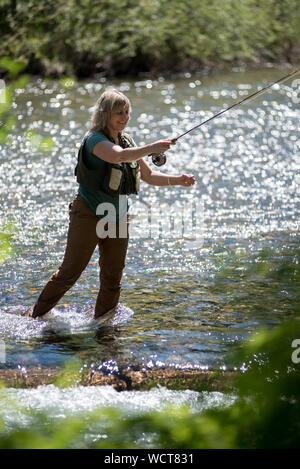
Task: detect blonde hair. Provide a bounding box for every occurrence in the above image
[90,88,131,133]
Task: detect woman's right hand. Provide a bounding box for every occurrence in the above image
[149,139,175,155]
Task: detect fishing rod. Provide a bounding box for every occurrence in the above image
[149,68,300,166]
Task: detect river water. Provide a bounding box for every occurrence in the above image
[0,66,299,380]
[0,384,236,447]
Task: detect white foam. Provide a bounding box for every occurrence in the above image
[111,303,135,325]
[0,303,134,339]
[0,384,236,431]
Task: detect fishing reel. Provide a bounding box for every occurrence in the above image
[149,153,167,166]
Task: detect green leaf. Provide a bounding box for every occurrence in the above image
[0,57,27,78]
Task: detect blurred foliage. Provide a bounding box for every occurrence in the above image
[54,359,84,388]
[0,0,299,78]
[59,76,77,88]
[0,57,29,142]
[0,220,16,264]
[0,246,299,448]
[0,57,54,147]
[24,130,54,151]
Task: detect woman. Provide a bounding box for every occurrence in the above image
[30,89,195,322]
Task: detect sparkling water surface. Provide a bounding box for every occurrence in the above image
[0,67,299,373]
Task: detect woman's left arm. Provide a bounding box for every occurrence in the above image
[139,158,195,187]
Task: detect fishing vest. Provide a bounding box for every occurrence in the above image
[74,131,140,197]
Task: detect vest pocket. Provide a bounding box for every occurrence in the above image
[108,166,123,192]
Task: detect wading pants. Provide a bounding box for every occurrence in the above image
[32,195,129,319]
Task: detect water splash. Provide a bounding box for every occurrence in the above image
[0,302,134,340]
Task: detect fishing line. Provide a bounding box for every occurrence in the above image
[149,68,300,166]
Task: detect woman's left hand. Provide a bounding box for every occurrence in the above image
[178,174,195,187]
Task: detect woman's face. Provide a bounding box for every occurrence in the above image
[107,105,130,134]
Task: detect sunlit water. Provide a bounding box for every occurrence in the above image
[0,66,299,376]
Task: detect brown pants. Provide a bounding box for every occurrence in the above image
[32,195,129,319]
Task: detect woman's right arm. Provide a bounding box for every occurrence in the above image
[92,139,173,164]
